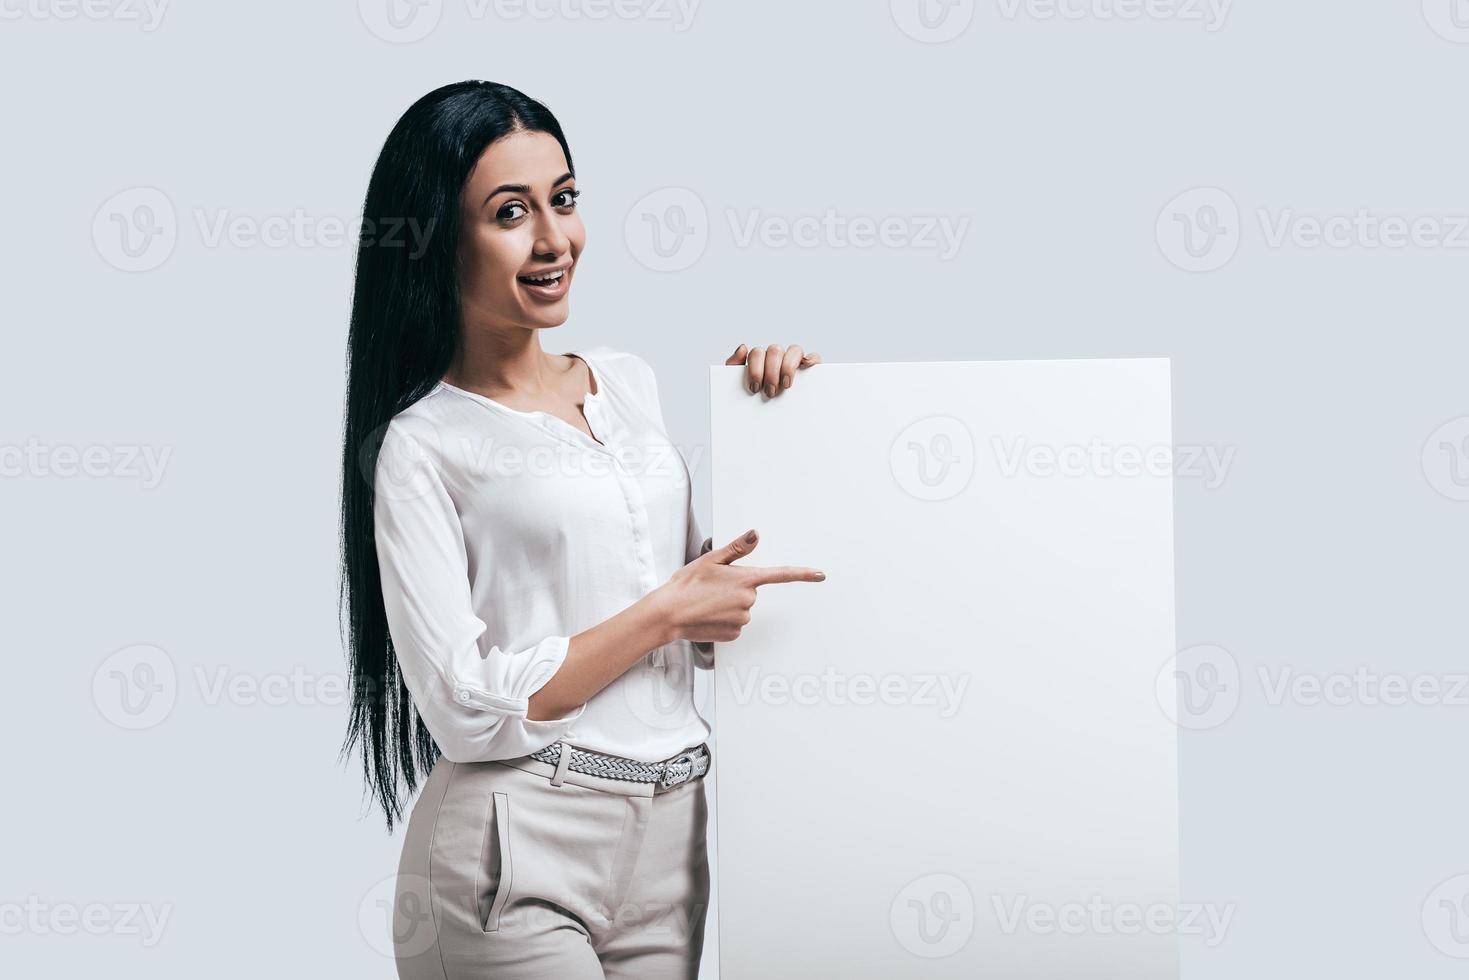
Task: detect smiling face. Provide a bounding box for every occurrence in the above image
[456,128,585,333]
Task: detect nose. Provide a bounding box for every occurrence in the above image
[532,208,571,258]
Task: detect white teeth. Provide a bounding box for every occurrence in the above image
[521,271,565,284]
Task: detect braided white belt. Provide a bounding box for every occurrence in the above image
[528,741,711,788]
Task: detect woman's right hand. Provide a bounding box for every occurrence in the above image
[652,529,825,644]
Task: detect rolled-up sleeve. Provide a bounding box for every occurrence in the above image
[372,425,587,762]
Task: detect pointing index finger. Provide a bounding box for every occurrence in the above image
[743,565,826,587]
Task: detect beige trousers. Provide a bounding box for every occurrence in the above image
[393,740,712,979]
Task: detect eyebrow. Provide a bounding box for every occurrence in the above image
[482,172,575,209]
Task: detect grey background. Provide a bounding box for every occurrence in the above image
[2,1,1466,977]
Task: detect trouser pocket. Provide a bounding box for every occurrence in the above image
[477,791,513,933]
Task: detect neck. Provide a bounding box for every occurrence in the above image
[444,324,558,399]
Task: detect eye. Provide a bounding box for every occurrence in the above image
[554,188,581,209]
[497,202,527,223]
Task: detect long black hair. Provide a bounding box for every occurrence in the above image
[338,80,575,831]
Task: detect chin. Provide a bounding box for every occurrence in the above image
[528,307,571,328]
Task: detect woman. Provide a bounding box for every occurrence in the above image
[338,80,826,979]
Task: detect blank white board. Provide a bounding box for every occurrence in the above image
[709,358,1179,979]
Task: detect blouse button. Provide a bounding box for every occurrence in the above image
[454,688,472,704]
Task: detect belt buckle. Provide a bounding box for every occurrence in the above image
[658,750,697,788]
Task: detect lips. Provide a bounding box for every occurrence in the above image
[517,265,572,301]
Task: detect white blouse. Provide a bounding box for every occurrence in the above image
[372,346,713,765]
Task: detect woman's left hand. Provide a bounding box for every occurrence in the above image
[726,343,822,398]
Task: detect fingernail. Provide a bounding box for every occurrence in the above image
[765,384,775,397]
[782,376,792,388]
[814,571,826,581]
[744,529,757,543]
